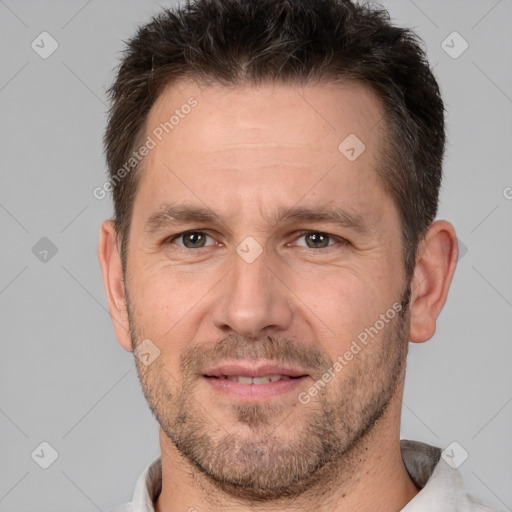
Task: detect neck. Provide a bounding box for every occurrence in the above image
[154,393,420,512]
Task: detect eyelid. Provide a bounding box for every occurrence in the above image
[289,231,346,248]
[164,229,346,250]
[167,230,217,248]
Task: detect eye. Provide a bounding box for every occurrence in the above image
[293,232,340,249]
[171,231,216,249]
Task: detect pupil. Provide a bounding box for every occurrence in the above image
[307,233,328,248]
[185,232,205,248]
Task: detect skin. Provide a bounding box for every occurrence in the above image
[98,79,458,512]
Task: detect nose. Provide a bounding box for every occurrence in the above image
[211,246,293,338]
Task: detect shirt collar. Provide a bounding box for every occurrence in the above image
[130,455,161,512]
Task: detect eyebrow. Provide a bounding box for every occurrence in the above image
[144,204,221,235]
[270,205,370,235]
[144,203,370,236]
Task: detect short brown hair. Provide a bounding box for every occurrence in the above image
[104,0,445,283]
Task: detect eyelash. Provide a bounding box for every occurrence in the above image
[165,230,347,251]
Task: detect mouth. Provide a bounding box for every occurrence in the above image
[202,362,310,400]
[206,374,301,384]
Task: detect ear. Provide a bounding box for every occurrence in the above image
[408,220,458,343]
[98,220,133,352]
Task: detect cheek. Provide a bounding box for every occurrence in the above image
[128,266,208,341]
[289,264,400,351]
[290,271,377,335]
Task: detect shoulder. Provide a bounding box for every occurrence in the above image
[400,440,501,512]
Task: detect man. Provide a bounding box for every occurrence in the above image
[98,1,498,510]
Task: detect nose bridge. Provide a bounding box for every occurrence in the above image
[212,243,293,336]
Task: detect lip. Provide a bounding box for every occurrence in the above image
[202,361,311,401]
[202,362,309,379]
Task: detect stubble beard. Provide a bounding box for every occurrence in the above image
[128,288,411,502]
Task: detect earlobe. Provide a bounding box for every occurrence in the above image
[408,220,459,343]
[97,220,133,352]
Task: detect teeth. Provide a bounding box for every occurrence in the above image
[252,376,274,384]
[224,375,291,384]
[236,376,253,384]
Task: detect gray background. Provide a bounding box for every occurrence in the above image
[0,0,511,510]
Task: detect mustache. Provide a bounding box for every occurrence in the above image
[180,333,333,378]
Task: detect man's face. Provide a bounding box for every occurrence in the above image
[124,80,411,499]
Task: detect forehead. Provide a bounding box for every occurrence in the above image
[145,78,384,163]
[133,78,393,230]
